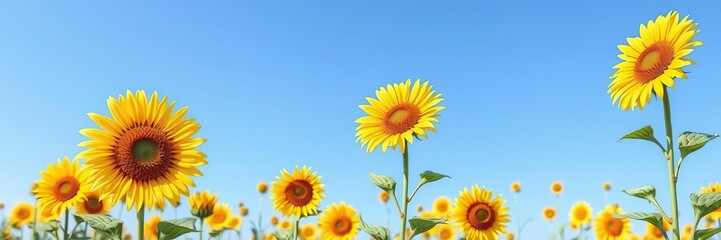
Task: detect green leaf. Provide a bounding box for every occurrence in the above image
[695,227,721,240]
[679,132,718,159]
[619,125,663,150]
[419,171,450,185]
[74,214,123,240]
[614,212,668,240]
[370,172,396,192]
[273,229,293,240]
[622,185,656,200]
[34,220,60,233]
[157,218,198,240]
[359,217,390,240]
[691,193,721,219]
[408,217,448,239]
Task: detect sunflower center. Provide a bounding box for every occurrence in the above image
[467,203,494,230]
[440,228,452,239]
[284,180,313,206]
[553,184,562,192]
[606,218,623,236]
[382,103,421,135]
[54,177,80,201]
[115,126,174,182]
[211,211,227,223]
[332,217,352,236]
[436,202,449,213]
[544,209,555,219]
[17,209,30,219]
[83,195,104,214]
[573,207,588,221]
[634,41,674,83]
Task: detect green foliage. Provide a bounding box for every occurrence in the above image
[619,125,664,151]
[678,132,718,159]
[157,218,198,240]
[74,214,123,240]
[691,193,721,220]
[622,185,656,200]
[370,173,396,192]
[408,216,447,239]
[359,217,390,240]
[273,229,293,240]
[694,227,721,240]
[614,212,668,240]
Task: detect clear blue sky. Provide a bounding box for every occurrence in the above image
[2,1,721,239]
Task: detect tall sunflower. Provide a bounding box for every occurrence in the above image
[318,202,360,240]
[75,191,113,215]
[355,79,444,153]
[451,185,509,239]
[593,204,630,240]
[609,11,702,110]
[34,157,89,216]
[569,201,592,226]
[8,202,34,227]
[205,203,233,231]
[270,166,325,218]
[78,90,207,211]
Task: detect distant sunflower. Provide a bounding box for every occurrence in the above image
[550,182,563,196]
[300,223,318,240]
[510,182,521,193]
[603,182,612,191]
[433,196,452,218]
[701,182,721,219]
[34,157,89,216]
[542,206,556,221]
[257,182,269,194]
[318,202,360,240]
[506,233,515,240]
[205,203,233,231]
[270,166,325,218]
[378,191,389,203]
[37,208,60,223]
[609,11,702,110]
[437,224,456,240]
[593,204,630,240]
[75,191,112,215]
[355,79,444,153]
[144,215,162,240]
[420,211,438,237]
[569,201,592,226]
[78,90,207,211]
[451,185,509,239]
[226,215,242,230]
[644,221,670,240]
[279,219,292,230]
[270,216,279,226]
[189,191,218,219]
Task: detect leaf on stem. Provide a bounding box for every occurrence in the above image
[695,227,721,240]
[622,185,656,200]
[614,212,668,240]
[691,193,721,220]
[157,218,198,240]
[73,214,123,240]
[408,217,448,239]
[370,172,396,192]
[359,217,390,240]
[678,132,718,159]
[619,126,664,150]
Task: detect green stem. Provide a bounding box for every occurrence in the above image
[400,142,409,240]
[32,204,38,240]
[63,210,69,240]
[199,218,204,240]
[293,216,300,240]
[662,87,680,240]
[649,198,671,223]
[674,157,685,179]
[137,205,145,240]
[407,180,424,203]
[390,191,403,219]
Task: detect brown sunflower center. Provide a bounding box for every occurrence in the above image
[284,180,313,206]
[303,227,315,236]
[605,218,623,236]
[211,210,227,223]
[16,208,30,219]
[83,195,104,214]
[573,207,588,221]
[54,177,80,201]
[332,217,352,236]
[552,184,562,192]
[544,209,555,219]
[115,126,174,182]
[382,103,421,135]
[467,203,494,230]
[440,228,452,239]
[436,201,449,213]
[634,41,674,83]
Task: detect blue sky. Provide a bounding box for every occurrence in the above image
[2,1,721,239]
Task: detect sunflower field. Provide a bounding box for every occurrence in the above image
[2,2,721,240]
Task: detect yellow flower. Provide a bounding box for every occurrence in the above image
[510,182,521,193]
[683,224,692,235]
[542,206,556,221]
[506,232,515,240]
[226,215,242,230]
[75,191,112,215]
[78,90,207,211]
[300,223,318,240]
[240,207,249,217]
[603,182,612,191]
[144,215,162,240]
[355,79,444,153]
[609,11,702,110]
[264,233,277,240]
[451,185,509,239]
[550,181,563,195]
[569,201,592,226]
[279,219,292,229]
[433,196,452,218]
[569,222,579,231]
[318,202,360,240]
[701,183,721,219]
[379,191,390,203]
[593,204,630,239]
[206,203,233,231]
[37,208,60,223]
[270,166,325,218]
[419,211,438,236]
[270,216,279,226]
[258,182,269,194]
[643,221,670,240]
[189,191,218,219]
[33,157,89,216]
[437,224,456,240]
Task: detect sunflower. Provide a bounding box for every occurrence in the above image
[379,191,390,203]
[258,182,269,194]
[144,215,162,240]
[451,185,509,239]
[355,79,445,153]
[510,182,521,193]
[643,221,670,240]
[78,90,207,211]
[437,224,456,240]
[603,182,612,191]
[420,211,438,236]
[37,208,61,223]
[609,11,702,110]
[683,224,692,235]
[270,166,325,218]
[593,204,630,240]
[506,233,515,240]
[701,183,721,219]
[205,203,233,231]
[318,202,360,240]
[75,191,112,215]
[270,216,279,226]
[33,157,89,216]
[189,191,218,219]
[542,206,556,221]
[226,215,242,229]
[279,219,292,230]
[433,196,452,218]
[240,207,249,217]
[300,223,318,240]
[550,182,563,195]
[569,201,592,226]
